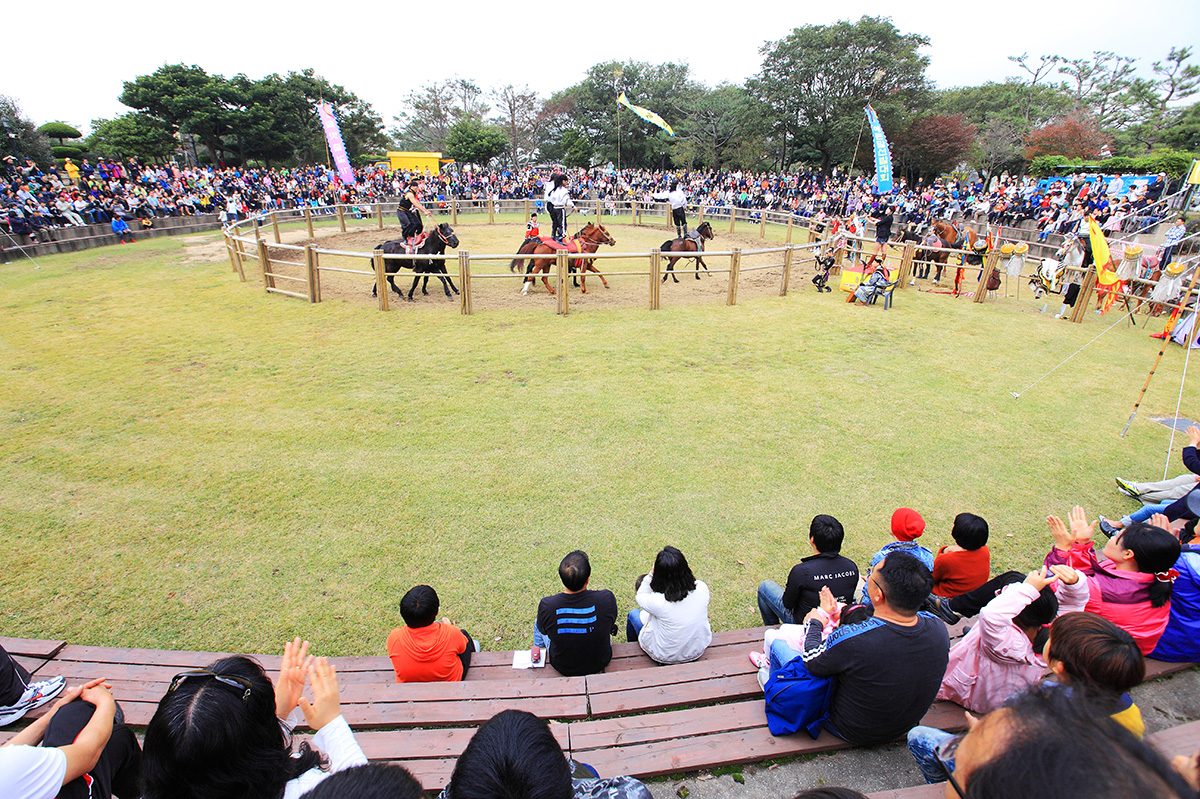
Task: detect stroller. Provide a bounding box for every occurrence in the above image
[811,254,835,292]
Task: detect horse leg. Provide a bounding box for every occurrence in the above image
[587,259,609,289]
[421,275,430,296]
[407,275,419,301]
[388,274,403,296]
[440,266,459,297]
[694,256,710,280]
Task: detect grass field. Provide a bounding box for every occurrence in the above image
[2,214,1196,657]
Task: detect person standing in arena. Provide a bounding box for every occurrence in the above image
[396,175,431,248]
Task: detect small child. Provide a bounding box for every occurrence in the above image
[385,585,478,683]
[861,508,935,603]
[750,587,872,688]
[525,212,540,242]
[932,512,992,597]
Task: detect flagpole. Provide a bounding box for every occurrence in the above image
[843,70,885,213]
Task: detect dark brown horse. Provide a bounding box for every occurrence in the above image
[930,219,977,288]
[660,221,715,283]
[512,223,616,295]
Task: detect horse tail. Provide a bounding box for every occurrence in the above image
[660,240,674,252]
[510,240,535,272]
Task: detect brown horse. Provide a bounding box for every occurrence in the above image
[931,219,978,288]
[511,223,617,295]
[660,221,715,283]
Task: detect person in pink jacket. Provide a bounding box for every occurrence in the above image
[1043,506,1180,656]
[937,564,1087,714]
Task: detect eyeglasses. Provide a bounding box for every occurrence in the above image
[935,734,966,798]
[168,670,253,703]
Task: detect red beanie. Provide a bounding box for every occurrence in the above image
[891,507,925,541]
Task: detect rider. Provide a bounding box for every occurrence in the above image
[546,173,575,243]
[654,181,689,238]
[862,203,894,271]
[397,174,432,249]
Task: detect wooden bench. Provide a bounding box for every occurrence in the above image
[866,719,1200,798]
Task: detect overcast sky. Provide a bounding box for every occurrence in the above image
[7,0,1199,135]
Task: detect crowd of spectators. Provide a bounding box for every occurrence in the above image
[2,150,1179,250]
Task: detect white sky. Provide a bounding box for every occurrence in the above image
[6,0,1199,135]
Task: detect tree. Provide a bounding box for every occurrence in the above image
[677,84,760,170]
[1058,51,1137,125]
[88,113,177,161]
[0,95,53,167]
[491,84,545,168]
[891,114,976,183]
[973,118,1024,184]
[36,122,83,145]
[1008,52,1061,127]
[748,16,931,172]
[1125,46,1200,152]
[1024,113,1111,160]
[936,81,1071,129]
[443,117,507,167]
[392,82,455,150]
[119,64,242,163]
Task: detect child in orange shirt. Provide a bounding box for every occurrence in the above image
[386,585,478,682]
[932,512,992,597]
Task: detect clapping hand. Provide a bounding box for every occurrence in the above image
[298,658,342,732]
[1024,566,1060,592]
[1187,425,1200,448]
[1068,505,1096,543]
[275,637,313,720]
[1048,564,1081,585]
[1047,515,1074,552]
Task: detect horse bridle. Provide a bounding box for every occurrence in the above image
[575,225,614,247]
[432,224,452,245]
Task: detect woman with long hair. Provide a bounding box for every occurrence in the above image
[142,639,366,799]
[626,546,711,664]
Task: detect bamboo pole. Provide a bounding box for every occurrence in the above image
[257,239,273,291]
[377,203,384,230]
[459,251,471,315]
[373,252,388,312]
[271,212,281,243]
[305,208,314,238]
[1122,266,1200,436]
[897,242,915,289]
[304,244,317,303]
[556,250,569,315]
[1070,271,1097,323]
[312,249,322,302]
[596,198,602,224]
[337,205,346,233]
[524,199,530,221]
[727,248,742,306]
[650,249,661,310]
[780,244,793,296]
[974,251,1001,304]
[697,204,704,227]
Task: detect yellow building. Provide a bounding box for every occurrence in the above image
[385,151,455,174]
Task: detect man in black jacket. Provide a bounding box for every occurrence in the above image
[757,514,860,625]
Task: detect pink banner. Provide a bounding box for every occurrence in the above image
[316,101,356,185]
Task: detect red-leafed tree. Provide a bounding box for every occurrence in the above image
[891,114,976,183]
[1023,112,1111,160]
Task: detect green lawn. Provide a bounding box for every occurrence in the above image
[1,221,1194,657]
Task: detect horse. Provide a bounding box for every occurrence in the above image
[373,223,460,302]
[660,221,715,283]
[511,223,616,295]
[931,219,978,289]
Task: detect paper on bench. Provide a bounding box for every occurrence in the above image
[512,650,546,669]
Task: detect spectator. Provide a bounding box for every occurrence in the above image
[861,508,934,603]
[1115,473,1197,506]
[0,642,64,726]
[439,709,650,799]
[0,677,141,799]
[626,546,712,664]
[110,216,133,244]
[534,551,618,676]
[386,584,478,683]
[931,513,991,598]
[1149,522,1200,662]
[799,553,949,745]
[142,638,367,799]
[301,764,423,799]
[1159,217,1188,271]
[757,514,859,625]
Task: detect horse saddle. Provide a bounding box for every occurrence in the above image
[403,232,428,254]
[684,229,703,247]
[537,236,578,253]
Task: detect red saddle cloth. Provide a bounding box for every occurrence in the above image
[537,236,580,253]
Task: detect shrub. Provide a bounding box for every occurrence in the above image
[52,145,83,159]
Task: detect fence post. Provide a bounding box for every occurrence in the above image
[729,208,736,235]
[304,244,317,303]
[452,201,458,225]
[257,238,273,291]
[595,198,602,224]
[781,244,794,296]
[727,247,741,306]
[311,247,323,302]
[524,199,530,221]
[337,205,346,233]
[271,212,281,243]
[634,202,641,226]
[786,217,794,243]
[459,251,472,315]
[650,248,661,310]
[488,200,495,225]
[697,204,704,227]
[305,208,314,238]
[897,242,915,289]
[377,203,384,230]
[1070,271,1097,323]
[759,213,766,240]
[225,233,238,273]
[556,250,569,315]
[374,252,389,312]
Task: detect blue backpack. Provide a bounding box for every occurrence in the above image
[763,656,833,738]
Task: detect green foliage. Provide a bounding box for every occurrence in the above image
[935,81,1071,130]
[88,113,176,161]
[51,145,84,159]
[1029,149,1196,178]
[1029,155,1070,177]
[37,122,83,142]
[748,16,932,172]
[0,94,54,168]
[443,117,508,167]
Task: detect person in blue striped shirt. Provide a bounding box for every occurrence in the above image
[534,551,618,676]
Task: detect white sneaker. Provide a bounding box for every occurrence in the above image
[0,675,66,726]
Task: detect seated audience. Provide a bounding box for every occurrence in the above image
[936,565,1086,714]
[931,513,991,597]
[0,677,140,799]
[535,551,618,676]
[1150,522,1200,662]
[386,585,478,683]
[757,514,859,625]
[861,508,934,603]
[0,643,64,726]
[142,637,367,799]
[801,553,949,745]
[626,546,712,664]
[439,709,650,799]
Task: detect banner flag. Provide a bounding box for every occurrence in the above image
[617,92,675,136]
[866,105,892,193]
[316,101,356,185]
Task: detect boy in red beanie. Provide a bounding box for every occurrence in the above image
[860,508,936,603]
